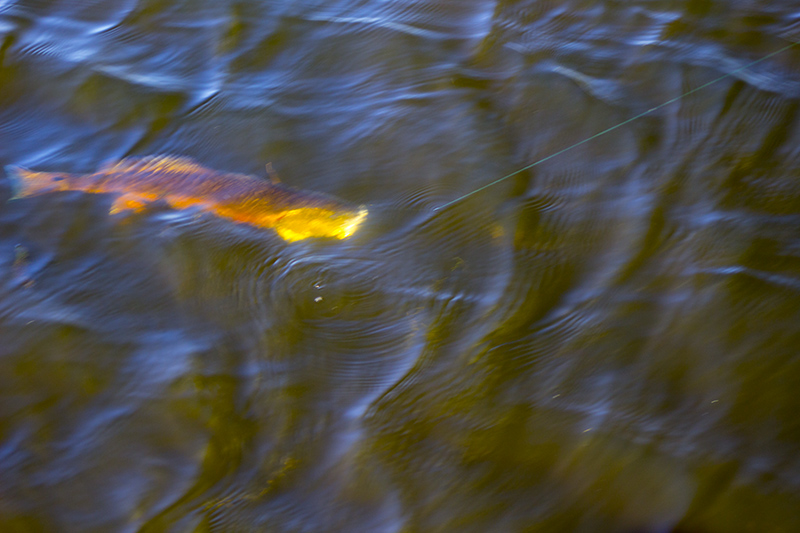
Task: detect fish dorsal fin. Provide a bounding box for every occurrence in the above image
[100,155,207,175]
[265,162,281,184]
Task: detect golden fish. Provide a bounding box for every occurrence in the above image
[5,156,367,242]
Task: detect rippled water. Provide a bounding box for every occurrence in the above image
[1,0,800,531]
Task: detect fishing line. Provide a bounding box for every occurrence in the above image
[432,40,800,212]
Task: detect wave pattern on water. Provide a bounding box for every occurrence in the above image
[2,0,800,531]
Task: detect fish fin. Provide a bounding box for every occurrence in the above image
[99,157,141,172]
[265,163,281,184]
[98,157,125,171]
[5,165,32,198]
[102,155,207,175]
[168,196,212,211]
[109,194,149,215]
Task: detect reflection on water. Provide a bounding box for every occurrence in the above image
[1,0,800,531]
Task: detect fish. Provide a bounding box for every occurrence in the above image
[4,155,368,242]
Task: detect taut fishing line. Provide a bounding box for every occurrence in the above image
[432,40,800,212]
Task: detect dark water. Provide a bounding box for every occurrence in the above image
[1,0,800,531]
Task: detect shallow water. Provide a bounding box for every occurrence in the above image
[1,1,800,531]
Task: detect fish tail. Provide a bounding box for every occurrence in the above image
[4,165,28,199]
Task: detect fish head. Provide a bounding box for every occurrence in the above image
[273,205,368,242]
[6,167,71,198]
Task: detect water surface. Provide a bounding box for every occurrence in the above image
[1,0,800,531]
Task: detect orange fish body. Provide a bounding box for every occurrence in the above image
[5,156,367,242]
